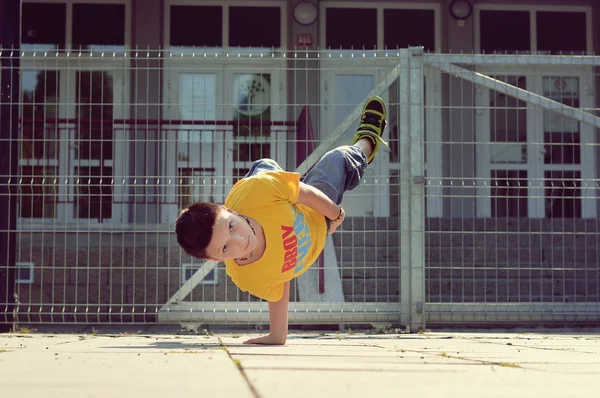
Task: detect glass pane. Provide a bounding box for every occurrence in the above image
[384,9,435,51]
[543,77,580,165]
[233,168,251,185]
[545,171,581,218]
[75,166,112,221]
[489,75,527,164]
[19,166,57,219]
[229,7,280,48]
[177,73,217,169]
[326,8,377,49]
[491,170,528,218]
[178,168,216,209]
[389,169,400,217]
[537,12,587,55]
[76,71,114,161]
[170,6,222,47]
[232,73,272,162]
[21,70,60,160]
[480,11,530,54]
[335,74,374,135]
[21,2,66,50]
[72,4,125,50]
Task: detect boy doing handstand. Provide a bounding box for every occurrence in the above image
[175,96,387,345]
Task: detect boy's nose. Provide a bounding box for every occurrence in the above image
[233,234,246,247]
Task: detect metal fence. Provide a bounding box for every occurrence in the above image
[1,47,599,331]
[423,53,600,325]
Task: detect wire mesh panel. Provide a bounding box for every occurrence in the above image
[423,54,600,325]
[1,48,420,328]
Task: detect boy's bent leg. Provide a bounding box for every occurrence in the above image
[301,145,367,205]
[245,158,284,178]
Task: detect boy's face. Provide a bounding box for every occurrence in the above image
[204,207,257,261]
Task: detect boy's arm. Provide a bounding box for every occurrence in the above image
[296,182,345,234]
[244,281,290,345]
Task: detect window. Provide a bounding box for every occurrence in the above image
[73,71,115,222]
[545,171,581,218]
[232,73,272,162]
[491,170,528,218]
[72,3,125,50]
[229,6,280,48]
[20,69,60,220]
[21,2,67,50]
[480,11,530,54]
[16,262,35,284]
[21,1,129,50]
[181,263,218,285]
[166,2,284,49]
[537,12,587,55]
[170,6,222,47]
[384,9,435,51]
[326,8,377,49]
[477,6,591,54]
[178,168,216,209]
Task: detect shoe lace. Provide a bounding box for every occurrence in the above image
[361,112,382,128]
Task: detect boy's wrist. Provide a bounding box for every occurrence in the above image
[329,206,343,222]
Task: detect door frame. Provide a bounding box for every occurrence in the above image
[475,65,596,219]
[18,56,130,226]
[161,58,287,223]
[320,57,443,218]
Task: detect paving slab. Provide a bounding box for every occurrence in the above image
[1,330,599,398]
[0,333,253,398]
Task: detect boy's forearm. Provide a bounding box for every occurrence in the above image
[244,281,290,345]
[267,281,290,343]
[297,182,340,220]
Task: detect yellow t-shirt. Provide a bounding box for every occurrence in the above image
[224,170,327,302]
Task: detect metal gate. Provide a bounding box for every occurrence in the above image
[422,53,600,325]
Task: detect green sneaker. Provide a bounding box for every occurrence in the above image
[352,96,388,164]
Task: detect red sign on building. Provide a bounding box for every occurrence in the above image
[296,34,313,47]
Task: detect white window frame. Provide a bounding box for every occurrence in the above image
[21,0,132,52]
[319,1,442,53]
[181,263,218,285]
[318,1,443,218]
[163,0,287,51]
[160,58,287,224]
[474,66,596,219]
[474,3,594,54]
[18,56,131,227]
[16,262,35,284]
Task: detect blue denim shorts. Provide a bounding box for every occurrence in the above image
[245,145,368,223]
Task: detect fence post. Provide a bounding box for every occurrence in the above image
[399,47,426,332]
[0,0,21,332]
[408,47,426,330]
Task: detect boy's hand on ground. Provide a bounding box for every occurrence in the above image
[243,333,286,345]
[328,206,345,234]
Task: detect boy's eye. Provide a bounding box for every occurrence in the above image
[223,244,228,253]
[229,221,234,230]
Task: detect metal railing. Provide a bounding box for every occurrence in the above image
[1,48,600,330]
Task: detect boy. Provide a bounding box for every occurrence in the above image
[175,96,387,345]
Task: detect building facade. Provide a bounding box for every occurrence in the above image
[4,0,600,327]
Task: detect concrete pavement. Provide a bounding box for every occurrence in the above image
[1,328,599,397]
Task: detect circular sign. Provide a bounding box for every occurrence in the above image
[233,74,271,116]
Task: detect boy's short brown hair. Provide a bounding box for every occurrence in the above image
[175,202,222,259]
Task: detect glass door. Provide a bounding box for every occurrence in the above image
[476,69,595,219]
[65,68,127,223]
[537,75,595,219]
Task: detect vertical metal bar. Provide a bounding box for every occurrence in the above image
[0,0,20,332]
[408,47,426,330]
[398,50,412,328]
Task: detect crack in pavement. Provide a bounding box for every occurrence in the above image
[218,338,261,398]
